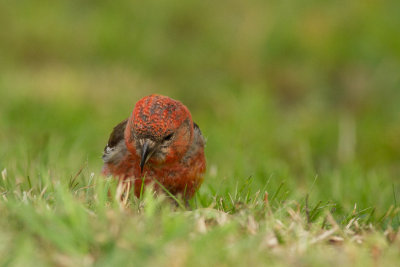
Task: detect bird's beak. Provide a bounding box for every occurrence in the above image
[140,140,152,173]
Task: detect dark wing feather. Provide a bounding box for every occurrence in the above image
[104,119,128,151]
[102,119,128,164]
[193,122,202,135]
[182,121,205,163]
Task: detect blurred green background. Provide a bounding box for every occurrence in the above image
[0,0,399,216]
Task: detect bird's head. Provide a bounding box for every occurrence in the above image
[125,94,194,173]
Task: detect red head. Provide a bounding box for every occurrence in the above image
[125,94,194,172]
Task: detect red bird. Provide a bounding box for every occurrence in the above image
[102,94,206,200]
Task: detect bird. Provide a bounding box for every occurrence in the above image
[102,94,206,200]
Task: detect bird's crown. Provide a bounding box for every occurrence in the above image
[130,94,192,140]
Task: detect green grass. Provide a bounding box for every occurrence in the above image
[1,74,399,266]
[1,0,400,266]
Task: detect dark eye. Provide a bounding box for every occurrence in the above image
[163,133,173,141]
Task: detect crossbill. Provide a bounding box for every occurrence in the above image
[102,94,206,200]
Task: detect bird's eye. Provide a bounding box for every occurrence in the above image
[163,133,174,141]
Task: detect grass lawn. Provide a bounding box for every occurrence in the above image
[1,68,399,266]
[1,1,400,266]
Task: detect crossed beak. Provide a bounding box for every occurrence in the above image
[140,139,154,173]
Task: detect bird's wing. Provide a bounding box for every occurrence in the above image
[193,122,205,145]
[102,119,128,165]
[182,122,205,164]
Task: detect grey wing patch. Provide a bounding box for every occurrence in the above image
[193,122,205,146]
[193,122,202,135]
[102,119,128,164]
[182,121,205,163]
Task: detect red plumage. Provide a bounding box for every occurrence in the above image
[102,94,206,199]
